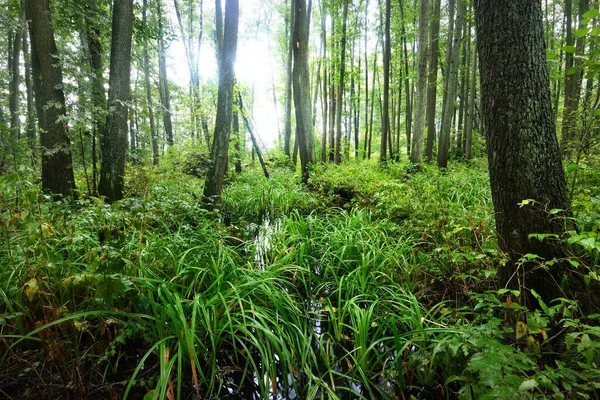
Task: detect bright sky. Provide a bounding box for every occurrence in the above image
[167,1,282,149]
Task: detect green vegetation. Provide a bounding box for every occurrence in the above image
[2,155,599,399]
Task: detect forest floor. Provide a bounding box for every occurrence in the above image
[1,154,599,399]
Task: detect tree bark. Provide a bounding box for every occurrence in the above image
[203,0,239,205]
[475,0,573,305]
[284,0,294,157]
[292,0,315,182]
[425,0,441,161]
[464,44,477,160]
[410,0,429,166]
[22,22,36,164]
[9,27,22,147]
[437,0,464,169]
[26,0,76,197]
[142,0,159,165]
[158,0,174,146]
[380,0,391,165]
[98,0,134,202]
[334,0,349,164]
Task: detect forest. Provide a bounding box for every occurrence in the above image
[1,0,600,398]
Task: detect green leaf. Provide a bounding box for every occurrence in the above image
[24,278,39,301]
[583,8,599,19]
[562,45,577,53]
[576,27,589,38]
[591,26,600,36]
[546,50,558,60]
[143,390,157,400]
[566,66,581,75]
[519,379,539,392]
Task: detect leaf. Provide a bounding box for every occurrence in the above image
[519,379,539,392]
[516,321,529,340]
[583,8,599,19]
[575,27,590,38]
[143,390,157,400]
[518,199,535,208]
[24,278,39,301]
[562,45,577,53]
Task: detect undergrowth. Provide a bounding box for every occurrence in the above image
[1,157,599,399]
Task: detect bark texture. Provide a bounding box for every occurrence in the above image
[98,0,134,202]
[26,0,76,197]
[410,0,429,165]
[475,0,572,304]
[292,0,315,182]
[202,0,239,205]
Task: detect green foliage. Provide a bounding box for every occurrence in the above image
[1,161,599,398]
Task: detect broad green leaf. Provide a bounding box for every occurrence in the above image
[562,45,577,53]
[575,27,589,38]
[583,8,599,19]
[519,379,539,392]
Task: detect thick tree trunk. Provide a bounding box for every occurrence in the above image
[98,0,134,202]
[425,0,441,162]
[26,0,76,197]
[203,0,238,205]
[410,0,429,166]
[475,0,573,305]
[292,0,315,182]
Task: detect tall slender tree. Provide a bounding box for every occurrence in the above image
[26,0,76,197]
[98,0,134,202]
[292,0,315,182]
[437,0,464,168]
[203,0,239,205]
[425,0,441,161]
[334,0,349,164]
[142,0,159,165]
[410,0,429,166]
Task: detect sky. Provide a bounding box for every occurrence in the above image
[167,0,283,149]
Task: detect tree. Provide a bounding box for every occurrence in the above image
[334,0,349,164]
[380,0,391,165]
[410,0,429,166]
[437,0,464,169]
[475,0,572,305]
[142,0,159,165]
[26,0,76,197]
[425,0,441,161]
[157,0,174,147]
[202,0,239,205]
[292,0,315,182]
[98,0,134,202]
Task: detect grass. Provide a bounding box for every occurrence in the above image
[1,156,599,399]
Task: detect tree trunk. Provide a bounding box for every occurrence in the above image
[22,22,36,165]
[464,44,477,160]
[380,0,391,165]
[292,0,315,182]
[475,0,573,306]
[142,0,159,165]
[333,0,349,164]
[233,108,242,173]
[158,1,174,146]
[203,0,239,205]
[398,0,412,157]
[437,0,464,169]
[561,0,588,157]
[425,0,441,162]
[284,0,294,157]
[410,0,429,166]
[98,0,134,202]
[9,27,22,147]
[26,0,76,197]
